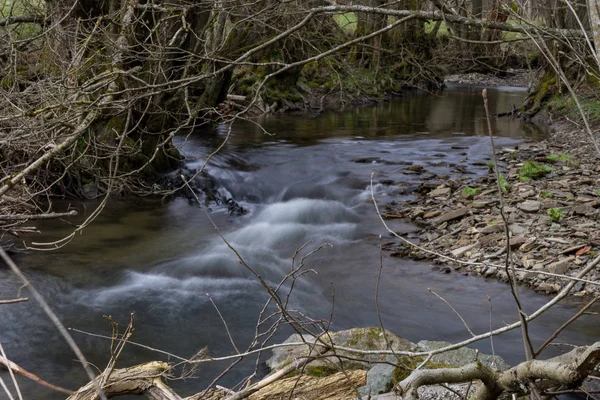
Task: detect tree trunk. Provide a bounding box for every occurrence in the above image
[588,0,600,66]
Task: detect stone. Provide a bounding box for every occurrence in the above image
[509,224,527,235]
[518,190,535,198]
[423,210,441,219]
[434,208,469,224]
[472,200,498,209]
[547,257,574,275]
[82,183,99,199]
[358,364,395,397]
[480,223,503,234]
[537,283,561,293]
[266,328,415,372]
[416,340,510,370]
[509,236,528,250]
[517,200,541,213]
[573,205,595,216]
[429,186,451,197]
[451,243,479,257]
[532,263,545,271]
[407,164,424,172]
[479,233,504,246]
[519,237,537,252]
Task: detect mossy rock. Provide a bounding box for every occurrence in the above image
[266,328,416,374]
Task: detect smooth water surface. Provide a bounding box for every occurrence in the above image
[1,86,597,398]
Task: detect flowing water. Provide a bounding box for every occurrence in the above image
[1,85,598,398]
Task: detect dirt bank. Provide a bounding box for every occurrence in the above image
[384,118,600,297]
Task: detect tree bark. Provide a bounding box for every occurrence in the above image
[588,0,600,66]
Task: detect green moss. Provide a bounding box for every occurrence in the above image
[306,365,339,377]
[387,357,454,392]
[348,327,381,348]
[519,161,552,182]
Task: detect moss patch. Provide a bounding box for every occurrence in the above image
[387,357,454,392]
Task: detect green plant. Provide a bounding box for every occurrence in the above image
[546,154,560,162]
[559,154,572,162]
[520,161,552,182]
[547,208,565,222]
[541,191,554,198]
[595,189,600,197]
[499,173,510,193]
[462,186,480,197]
[485,161,496,171]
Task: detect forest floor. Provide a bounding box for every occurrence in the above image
[383,116,600,298]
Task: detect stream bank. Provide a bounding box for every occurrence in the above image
[385,118,600,297]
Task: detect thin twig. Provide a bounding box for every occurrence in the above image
[534,296,600,357]
[0,248,106,400]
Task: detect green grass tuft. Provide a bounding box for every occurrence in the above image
[520,161,552,182]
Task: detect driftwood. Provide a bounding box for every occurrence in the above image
[398,341,600,400]
[67,361,179,400]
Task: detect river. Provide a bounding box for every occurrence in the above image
[1,85,598,399]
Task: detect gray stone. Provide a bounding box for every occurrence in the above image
[517,200,541,213]
[429,186,451,197]
[451,243,479,257]
[82,183,99,199]
[479,233,504,246]
[519,237,537,252]
[416,340,510,370]
[358,364,395,397]
[509,236,528,249]
[480,223,503,234]
[547,257,574,275]
[472,200,498,209]
[434,208,469,224]
[509,224,527,235]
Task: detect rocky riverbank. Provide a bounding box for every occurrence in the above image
[383,120,600,297]
[259,327,507,400]
[444,69,533,88]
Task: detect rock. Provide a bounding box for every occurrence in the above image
[82,183,99,199]
[407,165,424,172]
[451,243,479,257]
[532,263,545,271]
[509,236,528,250]
[434,208,469,225]
[423,210,441,219]
[428,186,451,197]
[547,257,574,274]
[519,237,537,252]
[416,341,510,370]
[267,328,415,372]
[472,200,499,209]
[358,364,395,397]
[518,190,535,198]
[479,223,504,234]
[537,282,561,293]
[250,370,367,400]
[479,233,504,246]
[517,200,541,213]
[573,205,595,216]
[509,224,527,235]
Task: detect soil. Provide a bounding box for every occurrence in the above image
[383,118,600,298]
